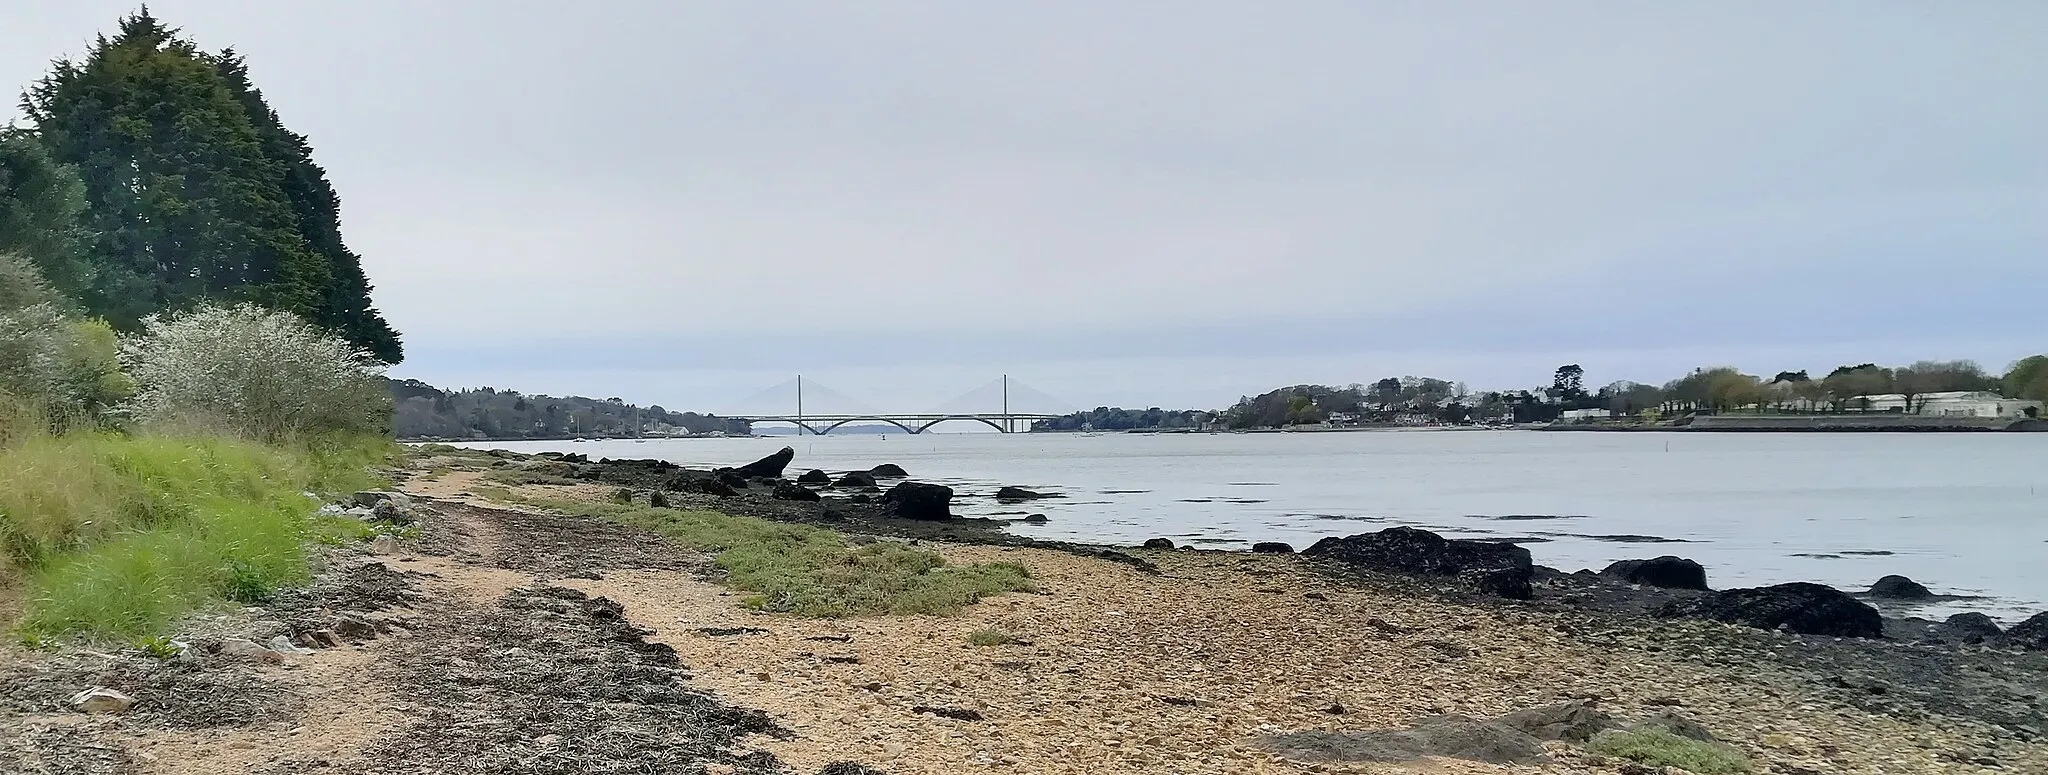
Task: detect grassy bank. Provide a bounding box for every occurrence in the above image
[0,431,392,640]
[537,499,1035,617]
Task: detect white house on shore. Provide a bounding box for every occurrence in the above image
[1856,391,2043,418]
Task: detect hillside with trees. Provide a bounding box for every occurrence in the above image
[389,380,751,440]
[1031,406,1211,432]
[0,10,402,362]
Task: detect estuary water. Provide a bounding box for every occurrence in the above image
[462,430,2048,621]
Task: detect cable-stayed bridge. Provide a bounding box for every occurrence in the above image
[725,375,1073,435]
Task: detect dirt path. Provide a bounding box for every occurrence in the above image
[6,468,2044,775]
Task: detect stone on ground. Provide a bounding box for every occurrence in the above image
[67,687,137,714]
[1866,574,1934,599]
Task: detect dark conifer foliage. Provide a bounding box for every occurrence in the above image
[11,9,403,362]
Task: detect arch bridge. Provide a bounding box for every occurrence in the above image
[734,413,1063,435]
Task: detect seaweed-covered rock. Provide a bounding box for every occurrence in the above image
[1600,556,1708,591]
[995,486,1051,501]
[733,447,795,478]
[879,482,953,520]
[1866,574,1933,599]
[833,471,878,489]
[1304,527,1534,599]
[797,469,832,485]
[869,463,909,478]
[772,480,821,502]
[1656,582,1882,638]
[1251,542,1295,554]
[1142,538,1176,550]
[1933,612,2003,645]
[2007,611,2048,651]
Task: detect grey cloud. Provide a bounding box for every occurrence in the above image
[3,1,2042,407]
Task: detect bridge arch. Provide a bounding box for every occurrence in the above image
[913,416,1010,434]
[818,417,920,435]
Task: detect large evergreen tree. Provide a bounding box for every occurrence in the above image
[16,10,402,362]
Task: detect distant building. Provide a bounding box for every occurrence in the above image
[1558,408,1610,422]
[1856,391,2043,418]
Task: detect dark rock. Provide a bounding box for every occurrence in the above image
[611,487,635,504]
[1303,527,1535,599]
[1252,542,1295,554]
[995,486,1051,501]
[797,469,832,485]
[696,627,768,637]
[772,480,821,502]
[1494,700,1618,743]
[1867,574,1934,599]
[1600,556,1708,591]
[2007,611,2048,651]
[816,764,889,775]
[559,452,588,464]
[879,482,954,520]
[868,463,909,478]
[1655,582,1882,638]
[734,447,795,478]
[911,705,984,721]
[1934,612,2004,645]
[715,469,751,489]
[848,493,873,504]
[834,471,878,489]
[648,491,670,508]
[1020,513,1049,523]
[1142,538,1176,550]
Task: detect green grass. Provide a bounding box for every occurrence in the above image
[1587,728,1751,774]
[0,431,393,640]
[967,627,1018,646]
[543,499,1035,617]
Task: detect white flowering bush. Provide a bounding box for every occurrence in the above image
[123,304,391,441]
[0,254,131,433]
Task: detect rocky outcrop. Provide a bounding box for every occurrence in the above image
[1142,538,1177,550]
[1599,556,1708,591]
[1867,574,1933,599]
[834,471,878,489]
[733,447,795,478]
[1252,542,1295,554]
[1935,612,2003,645]
[1656,582,1882,638]
[772,480,821,502]
[2007,611,2048,651]
[995,486,1051,501]
[880,482,953,521]
[869,463,909,478]
[797,469,832,485]
[1020,513,1049,523]
[1494,699,1617,743]
[672,475,738,497]
[1303,527,1534,599]
[353,490,413,510]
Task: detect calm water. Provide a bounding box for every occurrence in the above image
[461,431,2048,621]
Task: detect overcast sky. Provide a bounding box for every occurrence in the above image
[5,2,2043,413]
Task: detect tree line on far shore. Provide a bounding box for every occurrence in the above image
[389,380,751,440]
[1031,355,2048,431]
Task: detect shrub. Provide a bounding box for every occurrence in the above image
[551,499,1036,617]
[1586,728,1751,774]
[122,303,390,441]
[967,628,1017,646]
